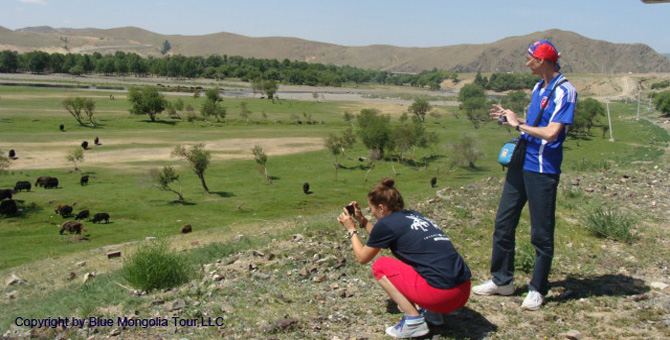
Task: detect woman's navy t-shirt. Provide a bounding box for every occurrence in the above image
[366,209,471,290]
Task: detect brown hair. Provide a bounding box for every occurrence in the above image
[368,178,404,213]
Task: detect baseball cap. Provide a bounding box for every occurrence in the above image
[528,40,561,62]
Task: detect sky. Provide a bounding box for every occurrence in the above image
[1,0,670,54]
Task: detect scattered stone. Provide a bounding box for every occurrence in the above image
[292,234,304,242]
[252,250,265,257]
[109,328,122,336]
[266,253,276,261]
[5,274,25,287]
[83,272,96,283]
[169,299,186,311]
[152,299,165,305]
[75,261,87,267]
[234,234,244,241]
[312,274,327,283]
[5,290,18,299]
[564,329,582,340]
[66,272,76,281]
[570,179,580,186]
[650,281,669,290]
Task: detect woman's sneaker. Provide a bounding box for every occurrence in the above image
[472,279,515,296]
[418,308,444,326]
[521,290,544,310]
[385,315,429,338]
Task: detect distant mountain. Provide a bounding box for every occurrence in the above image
[2,26,670,73]
[663,53,670,59]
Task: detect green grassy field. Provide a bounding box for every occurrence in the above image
[0,83,667,271]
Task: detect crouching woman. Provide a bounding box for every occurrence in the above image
[337,178,471,338]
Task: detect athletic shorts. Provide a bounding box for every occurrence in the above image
[372,256,470,314]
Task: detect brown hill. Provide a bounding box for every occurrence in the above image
[2,26,670,73]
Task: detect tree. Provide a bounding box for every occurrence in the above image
[161,40,171,55]
[474,71,488,87]
[458,83,488,128]
[62,97,96,126]
[65,148,84,171]
[653,90,670,116]
[502,90,528,117]
[324,127,356,180]
[201,87,226,121]
[239,101,252,123]
[172,144,212,194]
[450,133,484,169]
[356,108,392,159]
[575,98,606,134]
[390,118,438,163]
[408,98,432,122]
[128,86,167,122]
[149,166,184,202]
[251,145,271,183]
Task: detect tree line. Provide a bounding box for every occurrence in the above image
[0,50,457,88]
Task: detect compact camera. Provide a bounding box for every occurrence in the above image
[345,205,355,217]
[498,115,507,125]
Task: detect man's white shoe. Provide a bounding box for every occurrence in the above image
[472,279,515,296]
[521,290,544,310]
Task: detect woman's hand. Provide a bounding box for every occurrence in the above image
[337,208,356,232]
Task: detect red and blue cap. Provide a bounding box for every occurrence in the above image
[528,40,561,69]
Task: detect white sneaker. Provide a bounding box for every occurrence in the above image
[472,279,515,296]
[521,290,544,310]
[385,315,429,338]
[419,308,444,326]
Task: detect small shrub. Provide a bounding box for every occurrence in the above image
[515,241,535,273]
[570,158,611,172]
[585,206,636,243]
[121,240,192,292]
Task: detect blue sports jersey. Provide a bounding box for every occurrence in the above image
[366,209,471,289]
[521,74,577,174]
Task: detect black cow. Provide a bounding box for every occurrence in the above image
[80,175,89,186]
[54,204,73,217]
[430,177,437,188]
[59,124,65,132]
[74,210,90,220]
[91,213,110,224]
[0,200,18,216]
[8,150,16,159]
[94,137,100,145]
[44,177,59,189]
[0,189,13,201]
[81,141,89,150]
[14,181,31,192]
[303,182,310,194]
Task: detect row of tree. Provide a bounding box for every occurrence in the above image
[0,50,457,88]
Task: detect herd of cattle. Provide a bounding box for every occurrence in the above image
[0,174,111,236]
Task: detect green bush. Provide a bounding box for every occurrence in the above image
[121,240,193,292]
[515,241,535,273]
[570,158,612,172]
[585,206,636,243]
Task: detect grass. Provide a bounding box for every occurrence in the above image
[120,239,193,291]
[584,206,637,243]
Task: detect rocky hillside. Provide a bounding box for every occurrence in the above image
[2,26,670,73]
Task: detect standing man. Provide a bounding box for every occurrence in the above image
[473,40,577,310]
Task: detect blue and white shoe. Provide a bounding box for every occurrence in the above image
[418,308,444,326]
[385,315,429,338]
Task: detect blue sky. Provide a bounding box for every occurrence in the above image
[2,0,670,54]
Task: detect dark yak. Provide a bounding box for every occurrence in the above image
[60,221,87,235]
[0,200,18,216]
[0,189,13,201]
[14,181,31,192]
[74,210,90,220]
[80,175,89,186]
[91,213,110,224]
[54,204,73,217]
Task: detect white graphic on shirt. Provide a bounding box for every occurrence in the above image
[406,214,440,232]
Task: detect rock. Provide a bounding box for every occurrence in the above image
[66,272,76,281]
[5,274,25,287]
[571,179,580,186]
[252,250,265,257]
[312,274,327,283]
[75,261,87,267]
[298,267,309,277]
[564,329,582,340]
[5,290,18,299]
[650,281,669,290]
[83,272,96,283]
[233,234,244,241]
[292,234,304,242]
[170,298,186,311]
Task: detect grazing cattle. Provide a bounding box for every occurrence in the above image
[94,137,100,145]
[0,189,13,201]
[302,182,310,194]
[74,210,90,220]
[44,177,59,189]
[80,175,89,186]
[60,221,87,235]
[59,124,65,132]
[8,149,16,159]
[81,141,89,150]
[431,177,437,188]
[35,176,50,187]
[0,200,18,216]
[14,181,31,192]
[54,204,73,217]
[91,213,110,224]
[180,224,192,234]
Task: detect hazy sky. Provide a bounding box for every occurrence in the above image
[2,0,669,54]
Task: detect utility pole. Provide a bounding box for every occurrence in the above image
[607,99,615,142]
[637,91,640,121]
